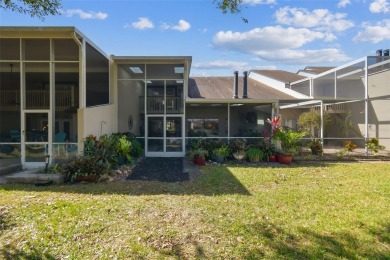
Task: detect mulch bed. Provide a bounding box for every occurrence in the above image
[126,157,189,182]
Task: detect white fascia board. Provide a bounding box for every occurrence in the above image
[313,57,366,79]
[185,98,278,104]
[297,71,316,78]
[280,100,322,109]
[249,72,310,99]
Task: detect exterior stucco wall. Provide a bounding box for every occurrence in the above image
[77,104,117,153]
[117,81,144,135]
[368,70,390,149]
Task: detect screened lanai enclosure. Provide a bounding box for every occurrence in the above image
[0,28,110,167]
[281,55,390,154]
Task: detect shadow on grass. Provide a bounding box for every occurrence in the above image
[0,244,56,260]
[241,220,390,259]
[1,164,251,196]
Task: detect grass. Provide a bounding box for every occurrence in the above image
[1,162,389,259]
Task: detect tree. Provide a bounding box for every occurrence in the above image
[213,0,248,23]
[0,0,61,20]
[298,108,332,138]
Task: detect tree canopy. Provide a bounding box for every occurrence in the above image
[1,0,245,21]
[214,0,248,22]
[0,0,61,20]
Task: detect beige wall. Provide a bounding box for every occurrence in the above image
[368,70,390,149]
[117,80,144,135]
[77,104,117,153]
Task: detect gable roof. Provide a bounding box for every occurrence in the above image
[188,77,295,100]
[250,70,306,83]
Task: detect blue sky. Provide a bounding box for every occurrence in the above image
[1,0,389,76]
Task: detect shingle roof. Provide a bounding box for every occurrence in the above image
[250,70,307,83]
[188,77,295,100]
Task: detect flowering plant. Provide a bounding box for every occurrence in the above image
[266,116,282,138]
[267,116,305,154]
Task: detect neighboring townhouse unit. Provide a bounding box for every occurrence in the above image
[0,27,389,168]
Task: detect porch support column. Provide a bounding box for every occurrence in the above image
[271,101,279,142]
[334,71,337,99]
[77,36,86,156]
[79,37,86,109]
[320,100,324,155]
[20,39,25,165]
[49,39,54,162]
[227,103,230,142]
[364,57,369,156]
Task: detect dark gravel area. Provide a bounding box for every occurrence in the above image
[126,157,189,182]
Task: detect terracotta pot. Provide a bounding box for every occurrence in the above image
[278,154,293,164]
[269,155,276,162]
[194,156,205,166]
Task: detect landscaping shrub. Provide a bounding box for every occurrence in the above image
[62,133,144,182]
[62,156,111,182]
[367,138,385,155]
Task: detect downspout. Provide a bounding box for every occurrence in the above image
[72,32,82,47]
[73,32,86,156]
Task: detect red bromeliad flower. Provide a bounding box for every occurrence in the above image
[266,116,282,136]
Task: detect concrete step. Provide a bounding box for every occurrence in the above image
[4,169,65,184]
[0,164,22,176]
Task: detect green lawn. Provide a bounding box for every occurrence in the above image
[1,162,389,259]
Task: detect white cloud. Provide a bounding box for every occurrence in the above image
[213,26,335,54]
[256,48,350,64]
[251,65,278,70]
[353,19,390,43]
[338,0,351,8]
[213,26,349,64]
[161,19,191,32]
[369,0,390,13]
[65,9,108,20]
[130,17,154,30]
[193,60,249,70]
[275,6,354,31]
[243,0,276,5]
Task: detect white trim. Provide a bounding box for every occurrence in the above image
[249,72,309,99]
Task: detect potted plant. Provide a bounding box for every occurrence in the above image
[307,139,322,155]
[259,138,276,162]
[190,148,208,166]
[275,128,306,164]
[116,135,132,165]
[213,145,230,163]
[229,138,247,161]
[246,147,263,163]
[233,150,246,161]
